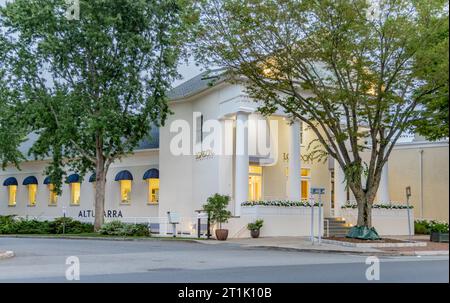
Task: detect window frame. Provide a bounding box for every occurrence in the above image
[28,184,38,206]
[248,165,263,201]
[48,184,58,206]
[8,185,17,207]
[70,182,81,206]
[120,180,132,204]
[147,178,160,205]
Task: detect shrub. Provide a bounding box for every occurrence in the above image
[0,215,93,235]
[414,220,430,235]
[414,219,449,234]
[203,194,232,229]
[49,217,94,234]
[247,219,264,231]
[430,221,449,233]
[98,220,150,237]
[7,217,52,234]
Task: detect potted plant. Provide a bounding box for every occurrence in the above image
[430,221,449,243]
[247,219,264,238]
[203,194,232,241]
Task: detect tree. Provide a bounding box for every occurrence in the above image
[0,0,197,230]
[203,193,232,229]
[0,43,25,170]
[195,0,448,236]
[412,3,449,141]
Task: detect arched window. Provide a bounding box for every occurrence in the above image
[44,177,58,206]
[3,177,18,206]
[115,170,133,204]
[23,176,38,206]
[66,174,81,205]
[143,169,159,204]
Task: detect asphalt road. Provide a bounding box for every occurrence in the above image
[0,237,448,283]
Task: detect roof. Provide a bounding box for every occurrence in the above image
[18,126,159,161]
[167,68,228,101]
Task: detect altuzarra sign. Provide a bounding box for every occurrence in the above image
[78,209,123,218]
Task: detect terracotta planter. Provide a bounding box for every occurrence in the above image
[215,229,229,241]
[250,229,260,238]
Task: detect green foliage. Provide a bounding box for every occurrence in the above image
[415,219,449,234]
[241,200,319,207]
[342,202,413,209]
[0,217,52,234]
[0,0,197,229]
[0,215,93,234]
[203,193,232,229]
[247,219,264,231]
[49,217,94,234]
[414,220,431,235]
[98,220,150,237]
[195,0,448,228]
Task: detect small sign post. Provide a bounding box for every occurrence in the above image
[309,197,315,244]
[62,206,67,235]
[167,211,180,238]
[311,187,325,244]
[405,186,412,242]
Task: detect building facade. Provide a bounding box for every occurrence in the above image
[0,70,448,236]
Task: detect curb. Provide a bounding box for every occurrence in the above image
[321,238,428,248]
[0,251,15,260]
[0,235,199,243]
[238,245,399,256]
[247,245,450,257]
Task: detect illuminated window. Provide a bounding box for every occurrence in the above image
[71,183,81,205]
[248,165,262,201]
[148,178,159,204]
[8,185,17,206]
[301,168,311,200]
[48,184,58,205]
[120,180,132,204]
[28,184,37,206]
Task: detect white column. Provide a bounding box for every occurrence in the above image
[234,112,249,216]
[334,158,347,217]
[288,120,301,201]
[378,161,390,204]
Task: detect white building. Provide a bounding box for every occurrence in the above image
[1,69,448,237]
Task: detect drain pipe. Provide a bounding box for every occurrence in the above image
[419,149,424,219]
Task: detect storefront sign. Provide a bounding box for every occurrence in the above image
[78,209,123,218]
[195,149,215,161]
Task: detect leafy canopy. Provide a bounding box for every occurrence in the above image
[195,0,448,202]
[0,0,197,190]
[203,193,232,227]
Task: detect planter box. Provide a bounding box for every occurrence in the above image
[340,208,414,236]
[430,232,449,243]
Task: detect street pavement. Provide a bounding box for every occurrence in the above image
[0,237,448,283]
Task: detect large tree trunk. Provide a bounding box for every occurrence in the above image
[356,197,373,227]
[94,137,107,232]
[94,165,106,231]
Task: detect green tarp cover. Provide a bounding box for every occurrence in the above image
[346,226,381,240]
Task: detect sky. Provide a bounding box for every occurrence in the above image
[0,0,205,88]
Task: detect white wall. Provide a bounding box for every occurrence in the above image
[0,150,160,221]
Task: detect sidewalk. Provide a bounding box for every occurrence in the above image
[195,236,449,256]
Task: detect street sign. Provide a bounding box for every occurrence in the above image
[405,186,411,198]
[167,212,180,224]
[310,187,325,195]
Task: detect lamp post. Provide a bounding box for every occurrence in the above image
[405,186,412,242]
